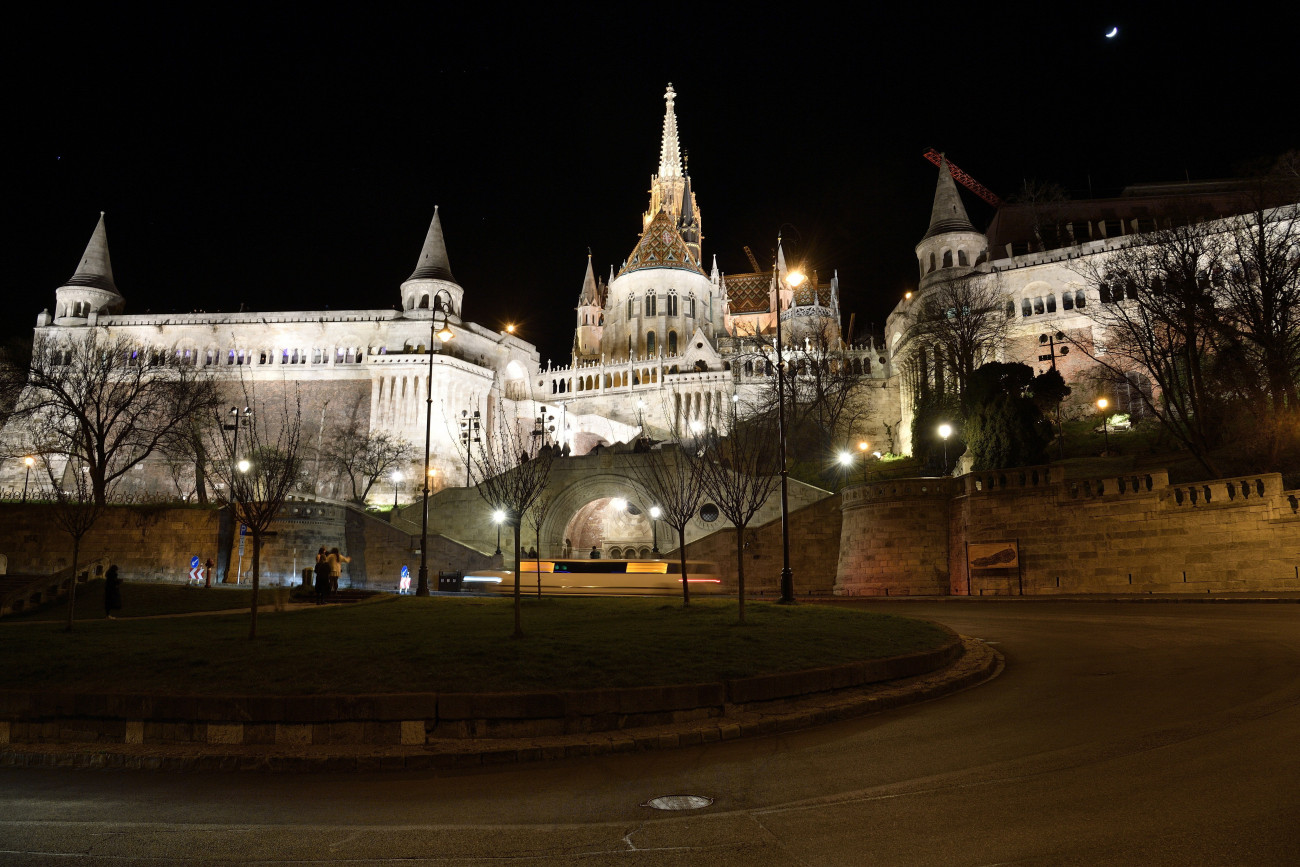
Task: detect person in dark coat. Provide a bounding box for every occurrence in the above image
[104,565,122,619]
[313,547,329,604]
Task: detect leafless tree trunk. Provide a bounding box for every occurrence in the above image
[460,400,554,638]
[207,381,304,639]
[696,399,781,623]
[632,405,708,605]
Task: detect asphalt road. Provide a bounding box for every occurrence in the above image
[2,601,1299,865]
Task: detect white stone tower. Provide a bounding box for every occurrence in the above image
[400,207,464,321]
[914,156,988,291]
[53,212,125,326]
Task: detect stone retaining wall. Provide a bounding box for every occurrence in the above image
[836,467,1300,596]
[0,634,961,747]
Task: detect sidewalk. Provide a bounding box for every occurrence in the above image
[0,638,1000,773]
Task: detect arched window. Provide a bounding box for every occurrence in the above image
[1045,295,1057,313]
[744,360,754,376]
[942,251,953,268]
[667,331,678,354]
[1074,290,1087,309]
[667,291,678,316]
[929,253,936,273]
[1021,298,1033,317]
[1033,296,1045,315]
[1062,292,1073,311]
[645,294,657,316]
[419,294,429,309]
[958,250,969,266]
[687,295,696,317]
[646,331,656,355]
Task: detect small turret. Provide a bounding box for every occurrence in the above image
[574,253,604,363]
[401,207,465,318]
[915,156,988,291]
[54,212,125,326]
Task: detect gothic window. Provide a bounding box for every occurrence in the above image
[744,360,753,376]
[1033,297,1045,315]
[1045,295,1057,313]
[1062,292,1074,311]
[228,350,236,365]
[647,331,656,355]
[1074,290,1086,309]
[687,296,696,317]
[667,292,678,316]
[668,330,678,354]
[645,294,657,316]
[627,296,634,319]
[1021,298,1033,317]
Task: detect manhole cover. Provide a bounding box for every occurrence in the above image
[642,795,713,811]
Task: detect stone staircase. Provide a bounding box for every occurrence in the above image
[0,559,106,617]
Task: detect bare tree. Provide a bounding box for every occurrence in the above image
[696,399,781,624]
[321,398,416,505]
[461,401,554,638]
[1073,221,1228,476]
[32,452,107,632]
[898,272,1011,402]
[208,384,304,639]
[523,490,553,598]
[9,331,219,504]
[159,413,214,504]
[632,416,707,605]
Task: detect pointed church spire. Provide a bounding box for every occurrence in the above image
[408,206,456,283]
[578,253,599,305]
[923,155,976,240]
[65,212,119,294]
[658,83,683,180]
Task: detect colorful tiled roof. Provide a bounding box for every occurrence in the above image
[723,272,771,315]
[794,280,835,308]
[617,210,705,278]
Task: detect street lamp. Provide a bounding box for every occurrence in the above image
[391,470,403,509]
[1097,397,1111,453]
[649,505,662,555]
[417,290,455,597]
[837,450,852,490]
[225,405,252,486]
[492,508,505,555]
[857,441,870,484]
[774,240,804,605]
[938,423,953,473]
[22,456,33,503]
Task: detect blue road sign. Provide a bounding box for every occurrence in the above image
[191,556,200,569]
[401,566,410,579]
[240,524,248,536]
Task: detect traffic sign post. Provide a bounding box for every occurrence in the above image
[189,555,203,584]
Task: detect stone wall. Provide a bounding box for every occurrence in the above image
[0,501,495,589]
[680,494,842,596]
[835,466,1300,596]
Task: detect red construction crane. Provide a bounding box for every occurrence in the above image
[922,148,1002,207]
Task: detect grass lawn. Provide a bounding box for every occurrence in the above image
[0,594,951,695]
[7,580,282,621]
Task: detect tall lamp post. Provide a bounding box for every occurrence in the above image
[837,450,852,491]
[22,456,33,503]
[391,471,403,509]
[773,239,803,605]
[857,441,869,484]
[649,505,662,555]
[492,509,505,555]
[416,291,455,597]
[1097,398,1111,454]
[938,423,953,474]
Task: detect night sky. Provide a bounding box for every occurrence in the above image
[12,4,1294,365]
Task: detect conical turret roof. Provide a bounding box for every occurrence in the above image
[408,207,456,283]
[922,156,976,240]
[64,212,119,294]
[578,254,599,305]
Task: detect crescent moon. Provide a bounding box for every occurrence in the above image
[1105,26,1118,38]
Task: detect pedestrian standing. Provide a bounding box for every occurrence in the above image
[313,546,329,604]
[327,547,351,594]
[104,564,122,619]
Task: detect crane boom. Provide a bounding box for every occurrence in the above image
[743,245,762,273]
[922,148,1002,207]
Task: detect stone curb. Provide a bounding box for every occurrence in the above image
[0,638,998,773]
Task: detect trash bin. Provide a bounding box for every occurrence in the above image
[438,571,464,592]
